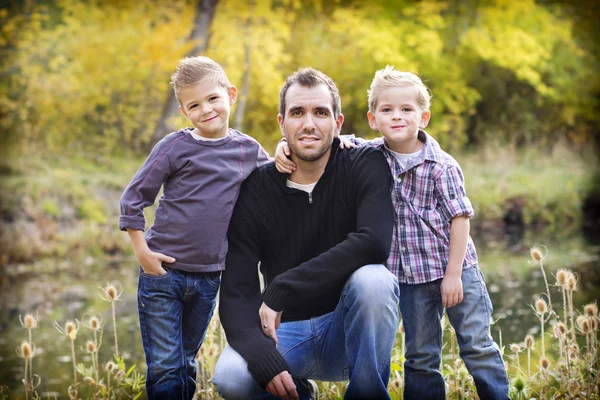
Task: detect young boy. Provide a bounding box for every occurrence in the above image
[119,56,270,400]
[275,66,509,400]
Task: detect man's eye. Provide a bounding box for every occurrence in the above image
[316,111,327,116]
[291,111,301,116]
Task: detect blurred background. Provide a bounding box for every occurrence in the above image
[0,0,598,398]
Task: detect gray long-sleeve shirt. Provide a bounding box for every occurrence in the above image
[119,128,270,272]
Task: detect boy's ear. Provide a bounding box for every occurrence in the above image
[419,110,431,129]
[228,86,238,104]
[367,111,378,130]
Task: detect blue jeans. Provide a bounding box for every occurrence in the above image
[137,267,221,400]
[213,264,400,400]
[400,266,509,400]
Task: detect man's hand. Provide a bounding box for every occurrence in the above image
[266,371,298,400]
[259,302,282,345]
[274,140,297,174]
[441,272,463,308]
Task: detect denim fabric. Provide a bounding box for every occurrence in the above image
[137,267,220,400]
[213,264,399,400]
[400,266,509,400]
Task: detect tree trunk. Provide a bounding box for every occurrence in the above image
[233,35,251,131]
[148,0,218,149]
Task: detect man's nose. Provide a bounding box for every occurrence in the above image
[302,114,315,130]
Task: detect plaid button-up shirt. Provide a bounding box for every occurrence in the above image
[361,131,478,284]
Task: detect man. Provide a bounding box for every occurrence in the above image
[212,68,399,400]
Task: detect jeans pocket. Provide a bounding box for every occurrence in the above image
[204,271,222,289]
[140,266,174,279]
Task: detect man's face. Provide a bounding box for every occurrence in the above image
[278,83,344,162]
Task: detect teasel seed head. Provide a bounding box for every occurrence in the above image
[65,320,77,336]
[390,379,401,390]
[510,343,521,354]
[539,357,550,370]
[584,303,598,318]
[566,271,578,291]
[556,269,568,288]
[535,298,548,315]
[512,375,526,393]
[105,361,115,372]
[85,339,97,354]
[99,282,123,303]
[576,315,590,334]
[524,334,535,349]
[555,322,567,336]
[530,246,545,263]
[20,313,38,330]
[17,341,34,359]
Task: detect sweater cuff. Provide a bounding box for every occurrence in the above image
[118,216,146,231]
[262,285,291,312]
[248,351,289,387]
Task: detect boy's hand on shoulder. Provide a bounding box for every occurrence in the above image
[137,248,175,276]
[441,272,463,308]
[274,140,296,174]
[337,135,356,149]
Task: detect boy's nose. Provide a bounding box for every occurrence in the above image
[201,103,212,114]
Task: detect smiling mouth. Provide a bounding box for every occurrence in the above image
[202,116,218,123]
[299,137,319,143]
[391,125,404,129]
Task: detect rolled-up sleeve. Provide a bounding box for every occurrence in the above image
[434,164,474,221]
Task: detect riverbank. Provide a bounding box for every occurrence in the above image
[0,143,596,267]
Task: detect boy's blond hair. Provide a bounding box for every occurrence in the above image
[367,66,432,112]
[170,56,232,104]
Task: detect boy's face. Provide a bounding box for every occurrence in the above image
[179,78,237,139]
[278,83,344,163]
[367,85,430,153]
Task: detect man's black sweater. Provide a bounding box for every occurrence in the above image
[219,140,394,387]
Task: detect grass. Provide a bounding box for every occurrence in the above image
[7,246,599,399]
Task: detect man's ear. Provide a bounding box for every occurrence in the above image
[367,111,378,130]
[229,86,238,105]
[419,110,431,129]
[277,114,285,136]
[335,113,344,136]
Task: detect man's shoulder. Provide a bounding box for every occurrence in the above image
[336,144,387,169]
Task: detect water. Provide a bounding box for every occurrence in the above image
[0,228,598,398]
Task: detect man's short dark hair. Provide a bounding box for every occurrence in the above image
[279,67,341,119]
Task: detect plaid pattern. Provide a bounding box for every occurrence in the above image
[370,131,478,284]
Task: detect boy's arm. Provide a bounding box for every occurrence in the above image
[434,162,475,308]
[274,136,362,174]
[441,216,469,307]
[119,138,176,271]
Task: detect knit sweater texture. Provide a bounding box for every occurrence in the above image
[219,140,394,387]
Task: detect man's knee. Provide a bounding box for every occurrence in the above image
[212,346,258,400]
[345,264,399,306]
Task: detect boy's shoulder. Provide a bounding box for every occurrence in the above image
[228,129,261,146]
[422,132,463,171]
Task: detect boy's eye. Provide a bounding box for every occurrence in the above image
[209,96,219,102]
[189,104,198,109]
[403,107,413,112]
[382,107,391,113]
